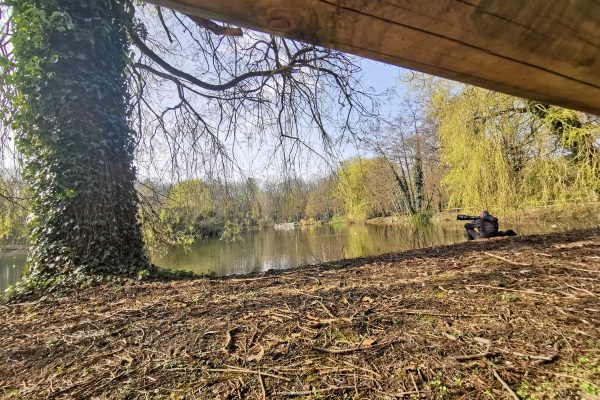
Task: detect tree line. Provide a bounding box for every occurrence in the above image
[1,77,598,250]
[0,77,597,252]
[0,1,597,293]
[140,76,600,247]
[137,159,406,248]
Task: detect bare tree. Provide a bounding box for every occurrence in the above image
[129,5,377,180]
[364,98,442,214]
[0,0,379,284]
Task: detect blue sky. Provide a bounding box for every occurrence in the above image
[135,9,413,183]
[361,59,406,100]
[250,59,408,182]
[137,55,411,182]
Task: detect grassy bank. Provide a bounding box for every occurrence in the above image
[1,229,599,399]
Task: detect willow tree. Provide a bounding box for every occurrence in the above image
[335,158,401,221]
[428,81,600,211]
[0,1,373,287]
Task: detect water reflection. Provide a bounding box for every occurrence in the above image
[152,218,598,276]
[152,222,500,276]
[1,217,598,290]
[0,251,27,292]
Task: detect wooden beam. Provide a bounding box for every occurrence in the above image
[147,0,600,115]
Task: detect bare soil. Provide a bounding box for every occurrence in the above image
[1,229,599,399]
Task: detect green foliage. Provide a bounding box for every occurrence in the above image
[430,84,599,211]
[427,374,448,399]
[410,211,431,226]
[335,158,400,221]
[517,381,541,400]
[140,178,263,248]
[160,179,217,241]
[335,160,371,221]
[432,87,521,209]
[156,208,197,246]
[0,182,28,242]
[580,382,599,396]
[413,156,425,211]
[220,219,241,241]
[235,178,262,226]
[5,0,149,283]
[329,214,347,225]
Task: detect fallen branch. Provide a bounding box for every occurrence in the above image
[564,282,599,298]
[467,285,548,296]
[506,350,559,365]
[409,371,419,393]
[453,349,498,361]
[208,366,290,381]
[484,252,531,267]
[258,372,266,400]
[492,369,520,400]
[452,340,496,361]
[314,339,396,354]
[561,263,598,274]
[532,353,560,366]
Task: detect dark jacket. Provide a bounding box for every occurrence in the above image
[465,215,499,238]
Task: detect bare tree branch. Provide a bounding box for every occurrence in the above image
[185,14,243,37]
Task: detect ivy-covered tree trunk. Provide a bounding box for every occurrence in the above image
[11,0,149,280]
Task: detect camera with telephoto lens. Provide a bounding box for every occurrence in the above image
[456,214,480,221]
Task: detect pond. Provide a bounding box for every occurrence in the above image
[1,217,597,292]
[0,249,27,293]
[152,223,469,277]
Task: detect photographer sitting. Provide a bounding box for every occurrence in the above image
[464,210,499,240]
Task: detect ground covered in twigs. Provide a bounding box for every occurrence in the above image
[1,229,599,399]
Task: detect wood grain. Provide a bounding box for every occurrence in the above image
[147,0,600,114]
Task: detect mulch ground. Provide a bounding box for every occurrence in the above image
[1,229,599,399]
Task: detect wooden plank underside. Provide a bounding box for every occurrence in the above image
[147,0,600,115]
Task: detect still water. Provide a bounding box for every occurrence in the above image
[151,219,591,277]
[152,223,468,277]
[0,249,27,292]
[1,218,596,291]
